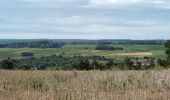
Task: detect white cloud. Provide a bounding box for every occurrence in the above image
[90,0,145,6]
[88,0,170,9]
[20,0,85,5]
[21,0,66,3]
[18,0,170,10]
[1,0,170,39]
[37,15,168,27]
[54,21,170,34]
[153,1,170,9]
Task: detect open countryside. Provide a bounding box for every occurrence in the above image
[1,0,170,99]
[0,44,166,60]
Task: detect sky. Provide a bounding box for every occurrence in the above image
[0,0,170,39]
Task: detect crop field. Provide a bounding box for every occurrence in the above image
[0,44,166,60]
[0,70,170,100]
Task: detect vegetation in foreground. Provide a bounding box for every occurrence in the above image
[0,70,170,100]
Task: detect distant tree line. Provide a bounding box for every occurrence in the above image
[0,40,65,48]
[0,39,165,45]
[67,40,165,45]
[95,44,124,51]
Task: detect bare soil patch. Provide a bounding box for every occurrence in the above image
[113,52,153,56]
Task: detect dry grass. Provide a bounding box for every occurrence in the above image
[0,70,170,100]
[114,52,153,56]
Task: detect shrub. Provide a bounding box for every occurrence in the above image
[21,52,34,57]
[0,58,15,70]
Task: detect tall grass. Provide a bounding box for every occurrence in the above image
[0,70,170,100]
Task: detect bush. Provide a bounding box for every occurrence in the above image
[165,40,170,65]
[21,52,34,57]
[0,58,15,70]
[95,44,124,51]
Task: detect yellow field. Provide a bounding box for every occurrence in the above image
[114,52,153,56]
[0,70,170,100]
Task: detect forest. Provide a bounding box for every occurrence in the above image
[0,40,65,48]
[0,39,165,45]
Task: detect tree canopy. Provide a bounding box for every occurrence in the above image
[165,40,170,65]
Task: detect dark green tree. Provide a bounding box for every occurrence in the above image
[157,58,167,67]
[134,62,142,70]
[21,52,34,57]
[0,58,15,70]
[165,40,170,65]
[106,59,115,69]
[124,57,134,70]
[90,60,99,70]
[150,58,155,67]
[73,59,90,70]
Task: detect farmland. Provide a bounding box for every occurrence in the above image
[0,70,170,100]
[0,44,166,60]
[0,40,169,99]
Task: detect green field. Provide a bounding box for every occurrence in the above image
[0,44,166,60]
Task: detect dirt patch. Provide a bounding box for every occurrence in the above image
[16,50,34,53]
[91,50,100,53]
[113,52,153,56]
[15,49,42,53]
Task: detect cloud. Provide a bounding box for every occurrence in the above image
[0,14,169,34]
[21,0,67,3]
[88,0,170,9]
[55,23,170,34]
[0,0,170,39]
[153,1,170,9]
[38,16,84,25]
[37,15,169,27]
[14,0,170,10]
[90,0,145,6]
[20,0,87,6]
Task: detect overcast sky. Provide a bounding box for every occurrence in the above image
[0,0,170,39]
